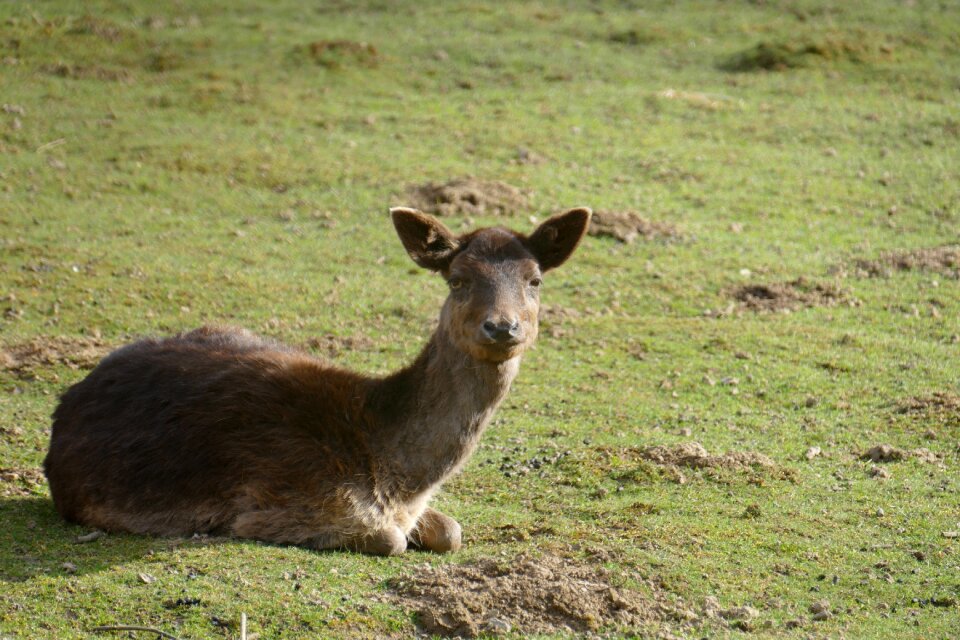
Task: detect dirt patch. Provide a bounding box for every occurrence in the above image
[609,28,664,47]
[303,334,375,359]
[720,37,885,72]
[0,468,45,498]
[596,442,792,485]
[854,246,960,278]
[588,210,681,244]
[639,442,775,471]
[68,15,130,42]
[656,88,738,111]
[387,552,687,638]
[42,62,134,82]
[305,40,378,69]
[0,335,111,378]
[732,278,854,313]
[403,177,530,217]
[861,444,942,464]
[144,48,185,73]
[895,393,960,428]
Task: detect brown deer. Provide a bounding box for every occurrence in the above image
[44,206,591,555]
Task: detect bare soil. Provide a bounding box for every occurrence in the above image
[0,336,111,378]
[588,210,681,244]
[720,37,887,72]
[861,444,941,464]
[639,442,776,471]
[895,393,960,428]
[387,552,684,638]
[596,442,792,485]
[0,468,45,498]
[854,246,960,278]
[303,334,375,359]
[306,40,379,68]
[403,177,530,217]
[732,278,854,312]
[42,62,134,82]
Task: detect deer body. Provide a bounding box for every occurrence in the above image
[44,207,590,555]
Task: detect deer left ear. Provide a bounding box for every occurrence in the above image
[391,207,461,271]
[525,207,592,271]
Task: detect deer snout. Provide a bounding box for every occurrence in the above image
[482,318,521,343]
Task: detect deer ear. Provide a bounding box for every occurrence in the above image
[390,207,461,271]
[526,207,592,271]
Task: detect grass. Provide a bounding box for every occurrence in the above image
[1,0,959,637]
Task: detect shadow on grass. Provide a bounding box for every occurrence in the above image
[0,496,157,582]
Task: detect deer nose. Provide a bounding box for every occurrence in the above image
[482,319,521,343]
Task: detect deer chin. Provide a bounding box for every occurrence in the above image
[452,336,530,363]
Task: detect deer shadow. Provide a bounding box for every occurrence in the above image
[0,496,162,582]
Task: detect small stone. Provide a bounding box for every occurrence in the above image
[809,600,830,615]
[485,617,511,634]
[784,619,802,629]
[876,508,885,517]
[812,610,833,621]
[911,550,925,561]
[805,446,822,460]
[720,605,759,621]
[138,572,157,584]
[869,466,891,479]
[942,531,959,539]
[911,448,938,464]
[62,562,77,573]
[862,444,904,462]
[702,596,722,618]
[75,530,106,544]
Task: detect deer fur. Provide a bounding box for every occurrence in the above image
[44,207,591,555]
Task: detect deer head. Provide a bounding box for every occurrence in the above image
[391,207,591,363]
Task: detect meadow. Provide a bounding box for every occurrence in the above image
[1,0,958,637]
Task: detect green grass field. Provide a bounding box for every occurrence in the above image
[1,1,958,637]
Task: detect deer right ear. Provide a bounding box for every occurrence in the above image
[390,207,461,271]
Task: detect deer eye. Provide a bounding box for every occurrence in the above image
[448,277,465,290]
[529,277,543,288]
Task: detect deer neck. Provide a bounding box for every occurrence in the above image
[368,322,520,496]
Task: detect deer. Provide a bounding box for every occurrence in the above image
[43,206,591,556]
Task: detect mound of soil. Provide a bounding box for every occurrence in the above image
[588,210,680,244]
[306,40,378,68]
[388,552,680,638]
[854,246,960,278]
[861,444,941,464]
[720,37,879,72]
[68,15,129,41]
[595,442,790,486]
[640,442,775,471]
[42,62,134,82]
[403,177,530,217]
[0,468,45,497]
[732,278,853,313]
[0,336,110,377]
[895,393,960,428]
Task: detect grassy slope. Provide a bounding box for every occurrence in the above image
[1,0,958,637]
